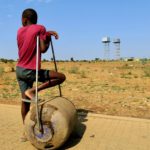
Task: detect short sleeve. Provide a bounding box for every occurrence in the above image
[39,26,47,41]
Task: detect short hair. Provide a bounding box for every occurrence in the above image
[22,8,38,24]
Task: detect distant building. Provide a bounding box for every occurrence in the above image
[123,57,140,61]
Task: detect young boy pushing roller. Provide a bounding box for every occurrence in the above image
[16,8,66,141]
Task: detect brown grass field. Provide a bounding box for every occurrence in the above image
[0,60,150,119]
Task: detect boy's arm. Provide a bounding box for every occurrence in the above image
[47,31,59,40]
[40,31,59,53]
[40,39,50,53]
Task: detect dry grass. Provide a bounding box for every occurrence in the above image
[1,61,150,119]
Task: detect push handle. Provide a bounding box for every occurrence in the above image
[36,36,42,132]
[50,36,62,97]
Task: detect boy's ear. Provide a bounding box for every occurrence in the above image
[22,18,28,26]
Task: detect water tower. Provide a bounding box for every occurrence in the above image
[113,38,121,60]
[102,37,110,60]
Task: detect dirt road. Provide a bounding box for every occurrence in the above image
[0,104,150,150]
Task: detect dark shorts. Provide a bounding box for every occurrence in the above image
[16,66,50,93]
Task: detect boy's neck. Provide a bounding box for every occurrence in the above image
[22,18,36,27]
[24,22,34,26]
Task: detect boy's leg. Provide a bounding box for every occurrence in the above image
[16,66,34,141]
[16,78,32,123]
[21,92,30,124]
[25,70,66,99]
[20,93,30,142]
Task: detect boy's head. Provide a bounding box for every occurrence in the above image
[22,8,38,26]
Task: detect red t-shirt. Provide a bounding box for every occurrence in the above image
[17,24,47,70]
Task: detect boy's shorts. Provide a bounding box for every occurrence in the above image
[16,66,50,93]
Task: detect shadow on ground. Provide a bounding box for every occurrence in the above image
[59,109,94,150]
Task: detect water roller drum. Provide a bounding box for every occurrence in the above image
[24,96,77,150]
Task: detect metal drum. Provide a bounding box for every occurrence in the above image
[24,97,77,150]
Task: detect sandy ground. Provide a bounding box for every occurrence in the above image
[1,61,150,150]
[1,104,150,150]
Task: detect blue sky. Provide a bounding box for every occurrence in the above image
[0,0,150,60]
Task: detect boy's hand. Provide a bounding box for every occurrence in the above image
[46,31,59,40]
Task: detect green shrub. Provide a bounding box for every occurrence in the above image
[0,67,4,76]
[144,67,150,77]
[68,66,79,74]
[80,71,87,78]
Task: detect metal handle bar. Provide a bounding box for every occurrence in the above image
[50,37,62,97]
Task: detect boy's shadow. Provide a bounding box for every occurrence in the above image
[59,109,93,150]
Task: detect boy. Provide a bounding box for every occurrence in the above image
[16,8,66,140]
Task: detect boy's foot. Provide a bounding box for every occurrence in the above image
[25,89,35,100]
[20,132,28,142]
[22,97,45,103]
